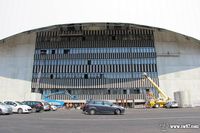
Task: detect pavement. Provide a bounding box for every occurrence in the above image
[0,107,200,133]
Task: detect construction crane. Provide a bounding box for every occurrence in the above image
[142,72,172,108]
[42,90,79,107]
[43,90,78,100]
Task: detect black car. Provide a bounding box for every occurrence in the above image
[83,100,125,115]
[22,101,44,112]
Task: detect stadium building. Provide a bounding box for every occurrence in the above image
[0,23,200,107]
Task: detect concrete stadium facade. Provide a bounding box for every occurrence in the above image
[0,23,200,107]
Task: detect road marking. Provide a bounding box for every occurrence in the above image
[42,116,200,121]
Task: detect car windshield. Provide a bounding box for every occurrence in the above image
[44,102,50,105]
[0,102,5,105]
[16,101,24,105]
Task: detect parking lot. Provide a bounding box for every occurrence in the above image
[0,107,200,133]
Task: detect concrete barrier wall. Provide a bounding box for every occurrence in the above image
[0,32,36,101]
[155,30,200,107]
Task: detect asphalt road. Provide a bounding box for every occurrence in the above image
[0,107,200,133]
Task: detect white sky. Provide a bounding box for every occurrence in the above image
[0,0,200,40]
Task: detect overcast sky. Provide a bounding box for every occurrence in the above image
[0,0,200,40]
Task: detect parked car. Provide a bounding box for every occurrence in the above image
[0,102,13,115]
[47,102,58,111]
[50,105,58,111]
[22,101,44,112]
[83,100,125,115]
[165,101,179,108]
[81,100,92,112]
[4,101,32,114]
[41,101,51,111]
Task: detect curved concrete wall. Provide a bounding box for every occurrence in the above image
[0,32,36,101]
[0,23,200,107]
[155,30,200,107]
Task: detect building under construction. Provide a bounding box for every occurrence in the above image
[0,23,200,107]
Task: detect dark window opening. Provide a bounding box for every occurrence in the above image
[64,49,70,54]
[112,36,116,40]
[39,88,43,94]
[82,36,85,41]
[107,90,111,94]
[100,74,104,79]
[50,74,54,79]
[84,74,88,79]
[40,50,47,55]
[134,89,140,94]
[88,60,91,65]
[31,88,36,92]
[155,64,157,72]
[123,89,127,94]
[67,26,75,31]
[51,89,59,93]
[51,50,55,54]
[114,25,122,29]
[67,90,71,94]
[152,64,155,72]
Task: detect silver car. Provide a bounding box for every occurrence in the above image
[41,101,51,111]
[165,101,179,108]
[4,101,32,114]
[0,102,13,115]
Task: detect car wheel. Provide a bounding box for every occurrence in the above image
[89,109,96,115]
[18,108,23,114]
[0,109,2,114]
[115,109,121,115]
[32,108,36,113]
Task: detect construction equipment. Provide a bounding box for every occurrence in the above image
[142,73,172,108]
[42,90,78,107]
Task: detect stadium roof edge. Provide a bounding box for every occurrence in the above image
[0,22,199,43]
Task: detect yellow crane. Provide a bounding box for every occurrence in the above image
[142,73,172,108]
